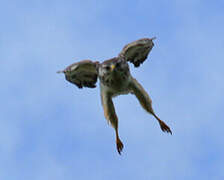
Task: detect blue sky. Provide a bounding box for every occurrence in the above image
[1,0,224,179]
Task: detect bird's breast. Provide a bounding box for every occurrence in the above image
[100,74,131,96]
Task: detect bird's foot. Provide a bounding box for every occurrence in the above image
[159,120,172,135]
[116,138,124,155]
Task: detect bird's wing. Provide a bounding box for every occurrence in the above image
[57,60,99,89]
[118,37,156,67]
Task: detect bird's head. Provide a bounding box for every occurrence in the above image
[98,57,129,79]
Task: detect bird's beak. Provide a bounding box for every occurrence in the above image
[110,64,115,71]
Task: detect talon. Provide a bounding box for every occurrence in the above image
[116,138,124,155]
[159,120,172,135]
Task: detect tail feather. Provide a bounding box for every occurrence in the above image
[151,37,156,40]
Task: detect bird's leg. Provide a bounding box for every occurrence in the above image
[101,91,124,154]
[129,77,172,134]
[150,111,172,134]
[115,125,123,155]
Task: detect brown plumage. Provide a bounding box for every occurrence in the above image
[58,37,172,155]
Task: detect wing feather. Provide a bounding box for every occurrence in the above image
[58,60,99,89]
[119,37,156,67]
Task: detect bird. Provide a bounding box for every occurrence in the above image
[57,37,172,154]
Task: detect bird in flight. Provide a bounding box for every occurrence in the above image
[57,37,172,154]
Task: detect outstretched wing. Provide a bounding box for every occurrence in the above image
[57,60,99,88]
[118,37,156,67]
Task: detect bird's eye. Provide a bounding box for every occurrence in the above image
[116,62,121,68]
[105,66,110,71]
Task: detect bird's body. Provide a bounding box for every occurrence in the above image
[58,37,172,154]
[99,57,131,97]
[100,79,131,98]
